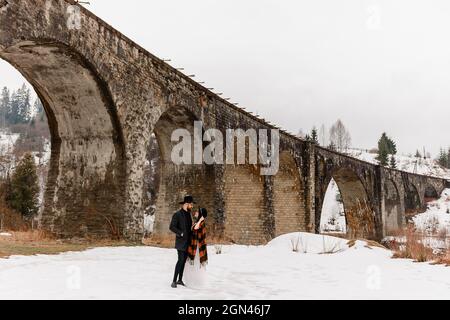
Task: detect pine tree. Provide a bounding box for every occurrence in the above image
[376,133,397,159]
[377,147,389,166]
[447,147,450,169]
[17,83,32,123]
[0,86,10,128]
[328,141,337,151]
[34,98,44,115]
[7,89,19,124]
[438,148,448,168]
[311,127,319,145]
[386,137,397,155]
[6,153,39,217]
[377,133,389,166]
[415,150,421,158]
[6,84,32,124]
[390,155,397,169]
[33,97,47,122]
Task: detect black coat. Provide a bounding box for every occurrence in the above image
[169,209,193,251]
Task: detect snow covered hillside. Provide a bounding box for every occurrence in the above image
[0,232,448,300]
[347,148,450,179]
[413,189,450,235]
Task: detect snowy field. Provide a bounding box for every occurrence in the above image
[0,233,448,300]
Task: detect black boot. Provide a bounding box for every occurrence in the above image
[177,280,186,287]
[171,282,177,288]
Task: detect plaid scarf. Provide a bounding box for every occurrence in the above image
[187,221,208,267]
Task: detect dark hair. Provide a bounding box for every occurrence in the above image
[199,208,208,219]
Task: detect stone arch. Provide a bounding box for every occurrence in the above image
[321,167,375,239]
[273,151,306,236]
[223,164,267,245]
[151,106,217,235]
[424,184,439,203]
[0,40,127,238]
[384,179,403,233]
[404,182,422,218]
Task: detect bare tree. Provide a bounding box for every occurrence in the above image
[329,119,351,152]
[319,124,327,147]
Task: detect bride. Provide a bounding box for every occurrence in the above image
[184,208,208,289]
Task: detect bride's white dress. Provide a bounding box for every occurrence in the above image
[184,247,207,289]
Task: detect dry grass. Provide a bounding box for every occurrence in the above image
[347,239,357,248]
[347,238,386,250]
[142,234,174,248]
[387,227,440,263]
[142,231,233,249]
[0,230,134,259]
[365,240,387,250]
[434,251,450,266]
[0,199,32,232]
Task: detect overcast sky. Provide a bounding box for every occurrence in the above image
[1,0,450,156]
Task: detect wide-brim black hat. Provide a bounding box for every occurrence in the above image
[179,195,196,204]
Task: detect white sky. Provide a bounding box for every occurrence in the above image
[1,0,450,156]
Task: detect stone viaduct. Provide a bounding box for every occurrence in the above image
[1,0,448,242]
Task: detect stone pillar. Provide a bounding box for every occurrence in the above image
[305,143,316,233]
[263,175,276,241]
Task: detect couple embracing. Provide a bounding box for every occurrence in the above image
[169,196,208,289]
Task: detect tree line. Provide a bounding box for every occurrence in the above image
[0,84,44,127]
[437,148,450,169]
[301,120,448,170]
[0,84,46,227]
[302,119,351,152]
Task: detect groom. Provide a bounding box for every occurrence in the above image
[169,195,195,288]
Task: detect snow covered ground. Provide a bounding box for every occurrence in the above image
[414,189,450,235]
[0,232,449,300]
[347,148,450,179]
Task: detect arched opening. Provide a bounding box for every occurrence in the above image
[319,168,375,239]
[384,179,402,233]
[424,185,439,203]
[404,183,422,222]
[0,40,126,238]
[150,106,217,236]
[320,178,346,234]
[273,152,306,236]
[0,61,50,231]
[224,164,267,245]
[141,133,161,236]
